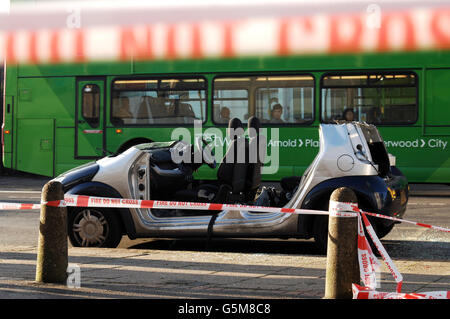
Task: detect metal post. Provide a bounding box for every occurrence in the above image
[324,187,360,299]
[35,180,68,284]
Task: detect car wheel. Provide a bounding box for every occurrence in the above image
[374,222,394,239]
[68,207,122,248]
[313,212,381,256]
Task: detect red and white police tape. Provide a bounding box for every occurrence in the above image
[357,211,381,292]
[1,194,449,299]
[359,210,450,233]
[330,200,406,296]
[0,202,41,210]
[358,212,404,294]
[53,194,333,216]
[1,194,449,233]
[352,284,450,299]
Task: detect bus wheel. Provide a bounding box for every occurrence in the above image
[68,207,122,248]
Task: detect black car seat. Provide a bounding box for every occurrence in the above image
[245,116,266,202]
[216,118,248,198]
[173,118,249,204]
[197,117,250,204]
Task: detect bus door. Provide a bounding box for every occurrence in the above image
[76,78,106,158]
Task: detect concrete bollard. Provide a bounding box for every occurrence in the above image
[35,180,68,284]
[324,187,359,299]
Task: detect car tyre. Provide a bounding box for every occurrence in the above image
[313,212,381,256]
[374,222,394,239]
[68,207,122,248]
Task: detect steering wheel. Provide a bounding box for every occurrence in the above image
[195,137,217,169]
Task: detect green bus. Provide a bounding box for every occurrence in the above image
[1,2,449,183]
[2,50,449,183]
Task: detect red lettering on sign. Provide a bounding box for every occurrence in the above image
[166,25,176,59]
[329,14,363,53]
[120,27,153,60]
[278,19,289,55]
[223,23,234,57]
[278,17,317,55]
[431,10,450,49]
[74,29,85,62]
[378,12,416,52]
[50,31,60,63]
[191,24,202,58]
[6,32,15,64]
[29,31,38,64]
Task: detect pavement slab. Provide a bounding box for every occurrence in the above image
[0,245,448,299]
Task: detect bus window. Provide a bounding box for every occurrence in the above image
[213,77,249,123]
[82,84,100,127]
[111,77,206,125]
[321,73,417,124]
[213,75,314,125]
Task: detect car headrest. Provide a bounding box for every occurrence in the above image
[247,116,261,138]
[227,117,244,139]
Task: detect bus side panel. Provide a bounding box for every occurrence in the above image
[379,126,423,183]
[422,68,450,183]
[15,77,75,177]
[55,122,79,177]
[17,77,75,119]
[425,68,450,135]
[16,118,54,177]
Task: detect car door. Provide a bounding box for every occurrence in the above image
[75,78,105,158]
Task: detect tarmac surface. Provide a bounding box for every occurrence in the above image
[0,172,449,299]
[0,243,449,299]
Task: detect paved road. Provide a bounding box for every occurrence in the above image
[0,172,448,259]
[0,173,448,299]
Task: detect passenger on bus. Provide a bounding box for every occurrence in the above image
[219,106,231,123]
[342,108,355,121]
[368,107,382,123]
[270,103,285,123]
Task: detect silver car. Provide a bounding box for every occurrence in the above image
[56,119,409,253]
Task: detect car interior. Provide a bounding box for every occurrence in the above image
[146,117,295,218]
